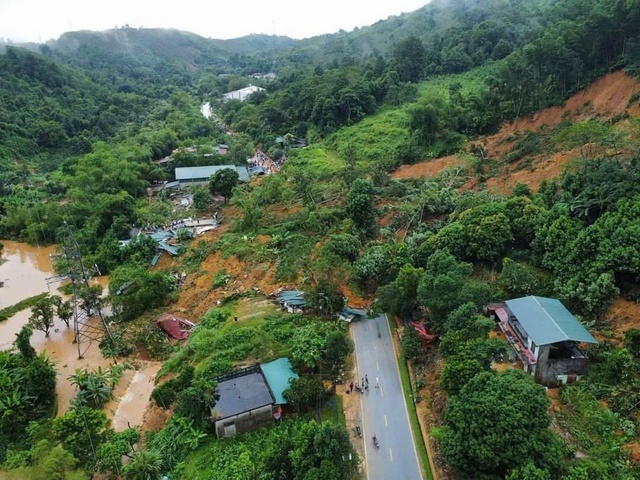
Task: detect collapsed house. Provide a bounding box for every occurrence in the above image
[156,313,195,340]
[337,306,368,323]
[488,296,598,387]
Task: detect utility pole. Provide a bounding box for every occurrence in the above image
[46,222,114,359]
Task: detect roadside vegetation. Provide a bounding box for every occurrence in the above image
[2,0,640,478]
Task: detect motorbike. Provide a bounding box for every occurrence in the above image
[372,435,379,448]
[356,425,362,438]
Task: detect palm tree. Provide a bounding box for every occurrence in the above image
[68,367,113,409]
[124,450,163,480]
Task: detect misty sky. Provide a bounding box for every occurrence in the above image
[0,0,428,43]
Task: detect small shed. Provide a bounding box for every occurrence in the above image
[338,306,368,323]
[276,290,305,313]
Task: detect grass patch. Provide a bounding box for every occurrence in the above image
[0,293,48,322]
[416,64,498,101]
[387,315,434,480]
[324,66,497,169]
[320,394,345,426]
[233,296,279,323]
[159,307,346,381]
[284,145,344,178]
[329,108,411,163]
[555,385,637,478]
[551,119,621,150]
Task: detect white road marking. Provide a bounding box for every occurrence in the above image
[380,386,384,398]
[376,361,379,371]
[389,448,394,462]
[384,415,388,427]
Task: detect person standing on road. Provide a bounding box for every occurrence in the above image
[375,377,380,388]
[365,374,369,386]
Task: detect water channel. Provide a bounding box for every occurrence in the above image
[0,240,160,430]
[200,101,212,119]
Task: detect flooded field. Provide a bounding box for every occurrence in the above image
[0,240,56,309]
[0,240,160,425]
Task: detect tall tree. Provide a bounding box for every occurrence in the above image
[28,296,55,337]
[417,250,473,323]
[52,407,110,467]
[323,331,353,372]
[14,325,36,359]
[393,36,427,83]
[346,179,376,238]
[77,284,104,317]
[209,168,239,204]
[52,295,74,328]
[441,370,566,478]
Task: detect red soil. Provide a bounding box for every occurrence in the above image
[392,154,464,180]
[392,71,640,192]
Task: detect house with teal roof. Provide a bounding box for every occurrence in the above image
[210,358,299,438]
[488,296,598,387]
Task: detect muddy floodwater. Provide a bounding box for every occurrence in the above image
[0,240,56,309]
[0,240,160,426]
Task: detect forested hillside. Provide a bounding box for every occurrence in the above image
[2,0,640,479]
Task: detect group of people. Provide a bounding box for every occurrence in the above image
[348,373,380,394]
[248,149,284,174]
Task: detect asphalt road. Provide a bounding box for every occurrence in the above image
[351,313,423,480]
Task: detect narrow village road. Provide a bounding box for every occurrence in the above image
[351,313,423,480]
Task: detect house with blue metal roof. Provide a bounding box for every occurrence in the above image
[488,296,597,387]
[276,290,306,312]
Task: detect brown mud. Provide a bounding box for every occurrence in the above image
[0,241,159,429]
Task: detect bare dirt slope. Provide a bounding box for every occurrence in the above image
[392,71,640,192]
[392,154,464,180]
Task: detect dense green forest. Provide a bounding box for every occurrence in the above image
[2,0,640,478]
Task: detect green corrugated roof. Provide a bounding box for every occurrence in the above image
[261,358,299,405]
[505,296,597,346]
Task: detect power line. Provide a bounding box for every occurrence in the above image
[46,221,114,359]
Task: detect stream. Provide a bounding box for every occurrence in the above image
[0,240,160,430]
[200,101,212,119]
